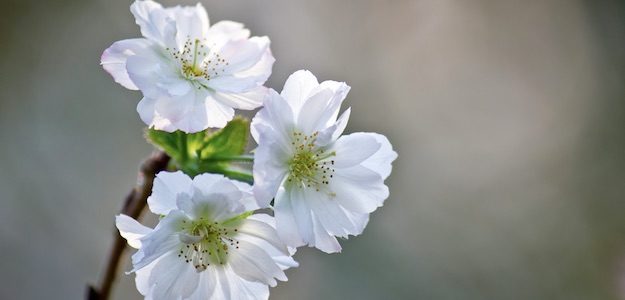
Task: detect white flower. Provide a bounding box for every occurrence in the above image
[251,70,397,253]
[116,171,297,300]
[101,0,274,133]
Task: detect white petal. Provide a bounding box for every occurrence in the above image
[213,36,270,76]
[238,217,289,255]
[215,266,269,300]
[134,255,161,296]
[188,267,217,300]
[331,133,382,169]
[330,165,389,214]
[250,89,295,148]
[130,0,176,47]
[208,47,275,94]
[310,210,342,253]
[148,251,199,300]
[152,89,234,133]
[148,171,193,215]
[315,107,351,146]
[131,211,186,271]
[101,38,152,90]
[137,97,176,132]
[167,3,210,48]
[252,141,288,207]
[192,173,243,204]
[297,81,350,134]
[125,46,177,99]
[273,187,304,248]
[191,174,245,221]
[116,214,152,249]
[229,180,259,211]
[287,188,316,246]
[358,133,398,179]
[235,215,298,269]
[280,70,319,117]
[303,190,358,237]
[229,239,285,286]
[212,86,268,110]
[273,254,299,271]
[206,21,251,46]
[231,44,274,83]
[200,95,235,129]
[296,88,335,134]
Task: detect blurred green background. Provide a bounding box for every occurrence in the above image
[1,0,625,299]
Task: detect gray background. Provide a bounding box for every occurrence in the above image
[1,0,625,299]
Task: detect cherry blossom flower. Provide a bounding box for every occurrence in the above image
[116,171,297,299]
[251,70,397,253]
[102,0,274,132]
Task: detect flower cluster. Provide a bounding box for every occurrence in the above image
[102,1,396,299]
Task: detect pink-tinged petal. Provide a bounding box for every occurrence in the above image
[101,38,152,90]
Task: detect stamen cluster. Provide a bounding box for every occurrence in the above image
[287,131,336,191]
[178,217,240,271]
[167,37,229,83]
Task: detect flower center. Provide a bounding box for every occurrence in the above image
[177,217,239,271]
[287,131,336,191]
[166,37,229,84]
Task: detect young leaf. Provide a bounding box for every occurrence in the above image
[199,117,250,159]
[145,117,251,179]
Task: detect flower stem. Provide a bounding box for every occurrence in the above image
[87,151,170,300]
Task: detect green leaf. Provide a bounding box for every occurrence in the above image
[146,129,206,165]
[146,117,252,180]
[198,116,250,159]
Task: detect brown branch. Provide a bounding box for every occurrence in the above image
[87,151,170,300]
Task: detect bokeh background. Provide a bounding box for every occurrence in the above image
[1,0,625,299]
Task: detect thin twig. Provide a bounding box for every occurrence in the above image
[87,151,170,300]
